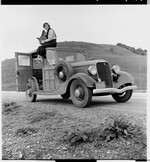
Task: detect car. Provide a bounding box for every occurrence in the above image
[15,47,137,108]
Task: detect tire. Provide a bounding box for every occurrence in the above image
[61,92,70,99]
[112,84,133,102]
[26,79,37,102]
[56,60,73,83]
[70,79,93,108]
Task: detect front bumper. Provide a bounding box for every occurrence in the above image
[93,85,137,94]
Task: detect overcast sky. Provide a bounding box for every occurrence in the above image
[0,5,150,61]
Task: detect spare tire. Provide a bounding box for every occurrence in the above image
[56,60,73,83]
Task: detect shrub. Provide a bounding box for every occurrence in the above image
[117,43,147,56]
[62,115,145,147]
[2,102,20,115]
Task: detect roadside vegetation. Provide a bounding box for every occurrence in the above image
[2,101,147,160]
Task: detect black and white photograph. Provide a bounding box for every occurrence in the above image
[0,4,149,160]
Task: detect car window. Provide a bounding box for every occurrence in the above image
[18,55,31,66]
[66,55,74,62]
[47,48,87,64]
[76,53,86,62]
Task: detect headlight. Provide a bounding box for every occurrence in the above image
[88,65,97,75]
[111,65,120,74]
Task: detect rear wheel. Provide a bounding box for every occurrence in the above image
[70,79,93,108]
[26,79,37,102]
[112,84,133,102]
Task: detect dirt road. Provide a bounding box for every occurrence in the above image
[1,91,146,116]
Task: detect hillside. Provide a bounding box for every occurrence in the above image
[1,41,147,91]
[1,58,16,91]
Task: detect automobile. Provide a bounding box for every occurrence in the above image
[15,47,137,108]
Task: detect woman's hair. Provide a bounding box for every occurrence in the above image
[43,22,50,28]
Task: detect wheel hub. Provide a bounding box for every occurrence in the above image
[75,87,84,100]
[59,71,64,78]
[75,89,80,97]
[58,68,67,82]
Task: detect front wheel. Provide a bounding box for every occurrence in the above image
[26,79,37,102]
[112,85,133,102]
[70,79,93,108]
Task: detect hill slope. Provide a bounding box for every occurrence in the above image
[1,41,147,91]
[1,58,16,91]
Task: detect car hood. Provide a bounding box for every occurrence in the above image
[71,59,107,67]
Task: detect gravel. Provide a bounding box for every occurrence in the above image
[2,100,147,160]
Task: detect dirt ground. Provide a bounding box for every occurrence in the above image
[2,98,147,160]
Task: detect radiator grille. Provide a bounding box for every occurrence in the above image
[96,62,113,88]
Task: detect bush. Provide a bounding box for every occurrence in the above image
[101,115,134,141]
[62,115,145,147]
[117,43,147,56]
[2,102,20,115]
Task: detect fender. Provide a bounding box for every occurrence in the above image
[113,71,135,89]
[69,73,96,88]
[28,77,39,91]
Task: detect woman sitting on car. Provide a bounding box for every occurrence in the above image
[35,22,57,63]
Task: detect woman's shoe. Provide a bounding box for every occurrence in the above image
[35,55,43,63]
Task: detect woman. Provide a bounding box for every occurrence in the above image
[36,22,57,63]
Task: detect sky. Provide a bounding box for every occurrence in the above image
[0,5,150,61]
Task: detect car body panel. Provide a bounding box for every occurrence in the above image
[68,73,96,88]
[113,71,135,89]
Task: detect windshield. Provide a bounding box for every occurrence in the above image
[58,51,86,62]
[46,47,87,65]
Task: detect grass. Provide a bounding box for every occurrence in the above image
[29,110,57,124]
[2,101,147,160]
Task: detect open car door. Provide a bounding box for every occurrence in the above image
[15,52,33,91]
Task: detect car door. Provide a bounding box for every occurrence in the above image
[15,52,33,91]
